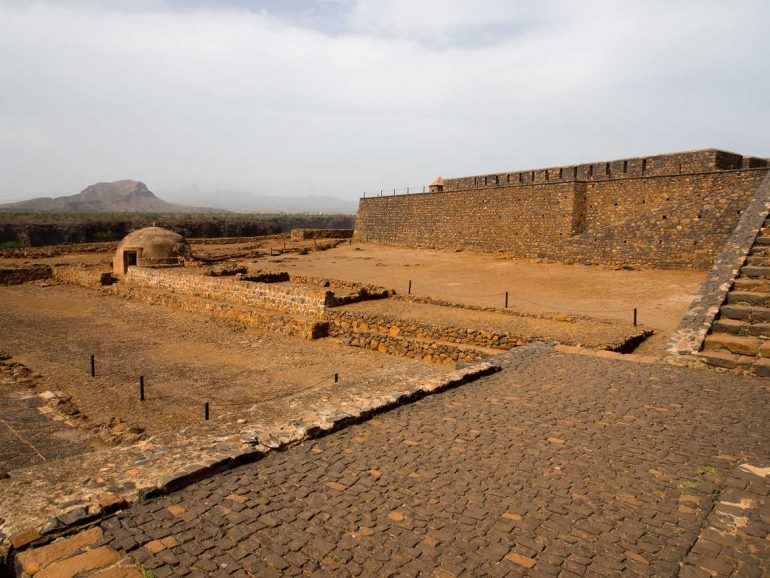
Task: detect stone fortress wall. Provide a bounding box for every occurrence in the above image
[355,149,770,269]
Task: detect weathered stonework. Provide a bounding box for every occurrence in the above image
[112,283,327,340]
[667,171,770,361]
[289,228,354,240]
[356,149,769,269]
[0,357,499,567]
[0,265,52,286]
[52,266,115,288]
[125,267,333,317]
[326,310,525,355]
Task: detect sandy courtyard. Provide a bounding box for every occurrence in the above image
[258,243,705,351]
[0,283,433,439]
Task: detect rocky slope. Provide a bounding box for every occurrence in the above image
[0,180,217,214]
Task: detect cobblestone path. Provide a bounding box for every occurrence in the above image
[91,347,769,577]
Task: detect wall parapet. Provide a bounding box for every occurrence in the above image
[441,149,765,192]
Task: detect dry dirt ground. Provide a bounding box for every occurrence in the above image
[0,283,428,442]
[257,244,705,353]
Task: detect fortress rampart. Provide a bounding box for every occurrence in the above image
[355,149,769,269]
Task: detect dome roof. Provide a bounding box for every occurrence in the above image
[117,227,188,258]
[113,226,190,275]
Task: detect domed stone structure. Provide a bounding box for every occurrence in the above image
[113,226,190,276]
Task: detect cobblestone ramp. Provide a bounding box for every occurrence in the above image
[9,345,767,577]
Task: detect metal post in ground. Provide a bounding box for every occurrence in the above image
[140,376,145,401]
[408,280,412,295]
[505,291,509,308]
[204,402,210,421]
[634,308,638,327]
[334,373,339,383]
[90,354,95,378]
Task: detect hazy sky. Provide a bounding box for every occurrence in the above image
[0,0,768,203]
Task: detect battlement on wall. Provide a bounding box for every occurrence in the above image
[443,149,768,191]
[355,149,770,269]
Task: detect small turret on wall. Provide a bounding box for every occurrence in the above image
[429,177,444,193]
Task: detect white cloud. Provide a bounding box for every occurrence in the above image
[0,0,767,204]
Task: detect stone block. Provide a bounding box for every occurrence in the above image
[35,546,121,578]
[16,527,103,575]
[703,334,761,356]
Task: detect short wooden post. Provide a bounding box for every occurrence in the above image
[633,308,638,327]
[204,402,210,421]
[139,375,145,401]
[334,373,339,383]
[408,280,412,295]
[90,354,95,378]
[505,291,509,308]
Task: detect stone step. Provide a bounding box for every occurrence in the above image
[753,236,770,245]
[746,255,770,267]
[749,245,770,256]
[720,304,770,322]
[711,318,745,335]
[754,358,770,377]
[702,333,762,356]
[712,318,770,338]
[726,291,770,307]
[740,265,770,279]
[733,278,770,292]
[696,350,754,371]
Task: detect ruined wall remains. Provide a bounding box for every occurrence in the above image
[52,266,115,288]
[113,283,326,340]
[125,267,333,316]
[356,149,769,269]
[0,265,52,285]
[290,229,354,240]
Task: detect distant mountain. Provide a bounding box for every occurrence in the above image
[0,180,221,213]
[165,185,358,214]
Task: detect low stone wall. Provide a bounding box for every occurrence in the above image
[395,294,583,323]
[331,327,489,365]
[112,284,326,340]
[326,310,525,351]
[288,274,393,295]
[0,266,52,286]
[290,228,354,240]
[0,242,117,259]
[189,234,287,245]
[125,267,333,317]
[52,266,115,288]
